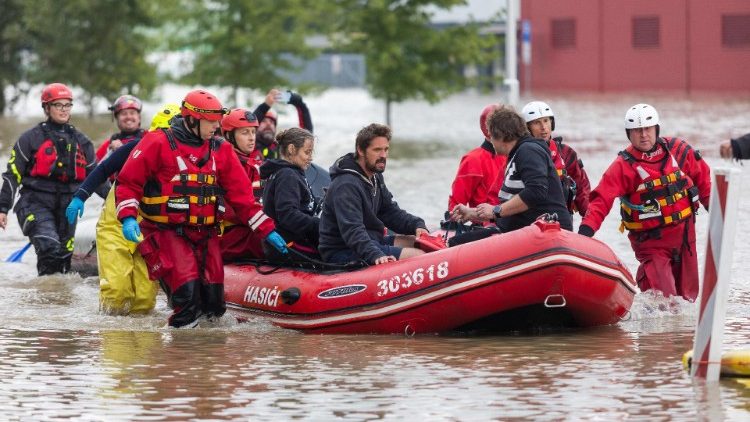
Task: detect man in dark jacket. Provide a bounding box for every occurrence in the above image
[319,123,428,265]
[451,106,572,233]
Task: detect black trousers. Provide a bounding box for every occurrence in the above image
[15,189,76,276]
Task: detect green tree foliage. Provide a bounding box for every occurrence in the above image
[167,0,334,104]
[334,0,498,125]
[22,0,157,116]
[0,0,28,114]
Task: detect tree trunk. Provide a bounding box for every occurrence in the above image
[0,88,6,116]
[87,93,95,119]
[385,99,392,127]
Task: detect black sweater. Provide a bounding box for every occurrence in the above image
[497,136,572,232]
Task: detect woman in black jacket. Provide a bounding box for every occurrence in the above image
[260,128,320,260]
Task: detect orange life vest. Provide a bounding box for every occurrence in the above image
[29,123,87,182]
[618,140,700,232]
[139,129,225,226]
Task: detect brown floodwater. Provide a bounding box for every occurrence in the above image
[1,89,749,420]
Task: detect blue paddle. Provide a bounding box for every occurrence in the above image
[5,242,31,263]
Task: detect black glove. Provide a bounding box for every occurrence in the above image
[578,224,595,237]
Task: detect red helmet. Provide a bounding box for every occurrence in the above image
[109,95,142,116]
[221,108,259,134]
[41,83,73,104]
[479,103,501,139]
[263,109,278,124]
[181,89,226,121]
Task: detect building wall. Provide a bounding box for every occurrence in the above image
[521,0,750,93]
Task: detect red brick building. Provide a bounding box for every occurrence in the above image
[520,0,750,93]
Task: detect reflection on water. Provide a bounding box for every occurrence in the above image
[0,324,748,420]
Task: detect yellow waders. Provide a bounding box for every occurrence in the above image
[97,186,158,314]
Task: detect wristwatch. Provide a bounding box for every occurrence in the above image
[493,204,502,219]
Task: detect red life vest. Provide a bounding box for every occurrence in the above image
[139,129,225,226]
[550,137,576,212]
[29,123,87,182]
[618,139,700,232]
[236,150,263,201]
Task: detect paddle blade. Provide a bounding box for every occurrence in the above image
[5,242,31,263]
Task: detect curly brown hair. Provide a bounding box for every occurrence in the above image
[486,106,529,142]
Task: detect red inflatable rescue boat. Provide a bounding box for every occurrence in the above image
[224,218,637,335]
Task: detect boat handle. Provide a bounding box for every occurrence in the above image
[404,324,416,337]
[544,294,566,308]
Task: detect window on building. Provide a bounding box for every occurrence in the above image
[632,16,660,48]
[722,14,750,47]
[551,18,576,49]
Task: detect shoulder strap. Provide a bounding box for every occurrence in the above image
[618,149,636,163]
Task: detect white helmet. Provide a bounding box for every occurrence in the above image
[522,101,555,130]
[624,103,659,129]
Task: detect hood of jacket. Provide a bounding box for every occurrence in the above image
[329,152,373,186]
[169,115,207,147]
[259,158,304,179]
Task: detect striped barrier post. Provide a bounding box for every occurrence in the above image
[691,168,742,380]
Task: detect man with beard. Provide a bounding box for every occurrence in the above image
[318,123,428,265]
[252,89,313,161]
[96,95,145,161]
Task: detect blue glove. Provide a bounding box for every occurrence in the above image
[122,217,142,243]
[66,197,85,224]
[265,231,288,255]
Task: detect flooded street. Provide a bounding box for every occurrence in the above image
[1,88,750,420]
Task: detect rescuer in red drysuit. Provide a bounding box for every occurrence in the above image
[218,108,268,261]
[578,104,711,301]
[115,89,288,328]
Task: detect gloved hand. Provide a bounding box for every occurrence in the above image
[66,197,85,224]
[265,231,288,254]
[578,224,595,238]
[122,217,142,243]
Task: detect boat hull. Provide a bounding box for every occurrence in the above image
[225,220,637,334]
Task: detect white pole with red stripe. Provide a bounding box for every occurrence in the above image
[691,167,742,380]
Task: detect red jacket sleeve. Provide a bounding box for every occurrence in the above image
[448,151,484,210]
[217,142,275,237]
[581,157,636,233]
[115,132,163,221]
[96,139,111,162]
